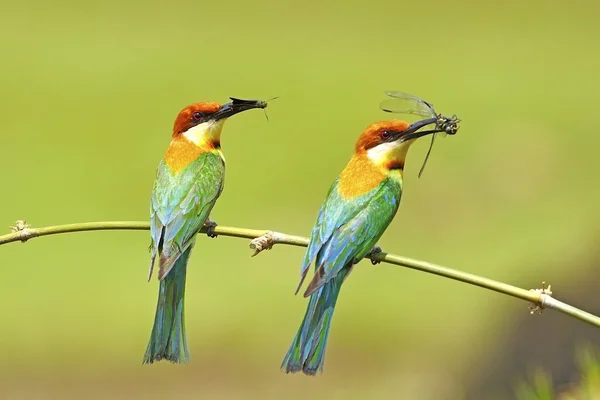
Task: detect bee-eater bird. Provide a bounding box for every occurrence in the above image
[143,98,266,364]
[282,117,449,375]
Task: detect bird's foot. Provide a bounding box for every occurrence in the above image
[368,246,383,265]
[204,219,218,238]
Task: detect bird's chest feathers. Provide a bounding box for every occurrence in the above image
[337,155,386,199]
[163,136,222,173]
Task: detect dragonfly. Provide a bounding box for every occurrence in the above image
[380,91,460,177]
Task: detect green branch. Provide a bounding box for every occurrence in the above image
[1,220,599,328]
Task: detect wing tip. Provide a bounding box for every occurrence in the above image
[157,253,170,280]
[294,267,310,295]
[147,252,157,282]
[303,265,326,297]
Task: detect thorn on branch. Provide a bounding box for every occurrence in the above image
[10,220,28,233]
[529,281,553,314]
[249,231,275,257]
[9,220,31,243]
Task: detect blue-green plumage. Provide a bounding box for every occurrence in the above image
[282,176,402,375]
[144,246,191,363]
[143,152,224,364]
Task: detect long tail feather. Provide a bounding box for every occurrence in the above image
[143,247,192,364]
[281,269,349,375]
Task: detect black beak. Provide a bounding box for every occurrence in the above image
[395,117,445,143]
[212,97,268,121]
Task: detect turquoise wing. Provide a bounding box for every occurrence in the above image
[301,178,402,296]
[149,152,225,280]
[296,178,372,292]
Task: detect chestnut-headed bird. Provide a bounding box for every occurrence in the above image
[282,117,450,375]
[144,98,266,364]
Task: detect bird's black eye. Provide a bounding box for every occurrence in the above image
[192,111,203,121]
[380,130,392,140]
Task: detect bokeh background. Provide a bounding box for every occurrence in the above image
[1,0,600,398]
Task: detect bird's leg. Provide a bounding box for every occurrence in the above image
[204,218,218,238]
[368,246,383,265]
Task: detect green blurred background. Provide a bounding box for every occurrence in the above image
[1,0,600,398]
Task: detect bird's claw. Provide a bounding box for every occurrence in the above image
[204,219,218,238]
[368,246,383,265]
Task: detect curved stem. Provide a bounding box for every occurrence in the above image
[0,221,149,244]
[1,220,599,328]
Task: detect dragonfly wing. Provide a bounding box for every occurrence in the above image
[380,91,436,118]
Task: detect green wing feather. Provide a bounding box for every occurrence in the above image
[301,177,402,296]
[296,178,369,292]
[149,152,225,280]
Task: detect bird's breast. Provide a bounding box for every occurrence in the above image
[164,137,215,173]
[337,155,387,200]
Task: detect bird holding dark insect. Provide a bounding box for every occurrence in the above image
[143,97,267,364]
[282,92,460,375]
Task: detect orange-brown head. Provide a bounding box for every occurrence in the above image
[337,118,443,199]
[356,118,442,172]
[172,98,267,147]
[172,102,222,137]
[164,98,266,173]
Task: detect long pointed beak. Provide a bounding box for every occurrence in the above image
[395,117,445,143]
[212,97,267,121]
